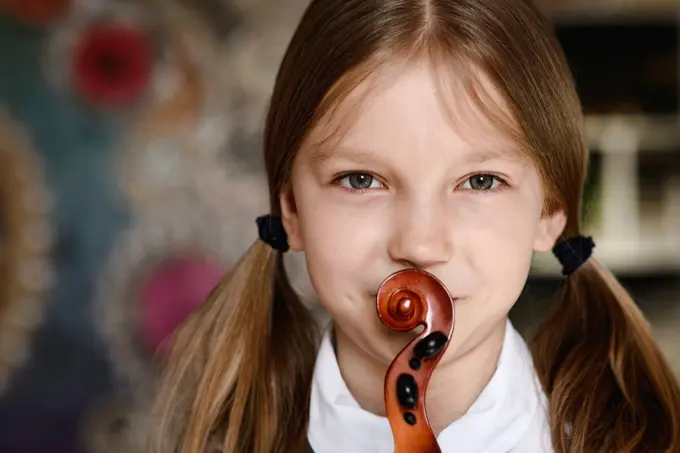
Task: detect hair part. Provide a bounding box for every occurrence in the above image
[150,1,680,452]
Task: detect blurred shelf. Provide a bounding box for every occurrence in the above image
[585,114,680,152]
[531,236,680,276]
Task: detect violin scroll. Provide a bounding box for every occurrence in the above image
[376,269,455,453]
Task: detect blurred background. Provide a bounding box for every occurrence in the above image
[0,0,678,452]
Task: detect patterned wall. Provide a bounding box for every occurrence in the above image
[0,1,313,452]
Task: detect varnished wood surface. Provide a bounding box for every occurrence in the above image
[377,269,455,453]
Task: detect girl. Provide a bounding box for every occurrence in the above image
[150,0,680,452]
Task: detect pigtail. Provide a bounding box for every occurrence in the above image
[531,257,680,452]
[149,240,319,453]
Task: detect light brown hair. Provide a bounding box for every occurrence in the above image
[150,1,680,452]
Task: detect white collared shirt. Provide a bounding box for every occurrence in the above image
[308,320,553,453]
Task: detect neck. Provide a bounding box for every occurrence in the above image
[334,320,507,435]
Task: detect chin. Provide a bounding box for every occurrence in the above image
[380,330,420,358]
[357,331,409,365]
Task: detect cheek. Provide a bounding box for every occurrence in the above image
[459,195,541,295]
[293,189,386,310]
[446,199,539,354]
[299,203,383,264]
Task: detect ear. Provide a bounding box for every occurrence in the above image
[533,208,567,253]
[279,184,304,251]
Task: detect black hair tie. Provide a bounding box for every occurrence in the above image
[552,235,595,276]
[256,215,289,253]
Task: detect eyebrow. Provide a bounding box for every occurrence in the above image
[464,147,529,165]
[311,144,528,167]
[310,146,384,166]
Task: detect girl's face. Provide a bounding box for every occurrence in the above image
[281,62,565,366]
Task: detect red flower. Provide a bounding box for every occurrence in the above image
[72,24,153,108]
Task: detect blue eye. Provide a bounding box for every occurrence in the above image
[460,174,504,191]
[337,173,383,191]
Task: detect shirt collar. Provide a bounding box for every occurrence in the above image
[308,319,548,453]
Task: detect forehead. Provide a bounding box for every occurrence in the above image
[305,59,530,164]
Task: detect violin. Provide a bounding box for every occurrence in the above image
[376,269,456,453]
